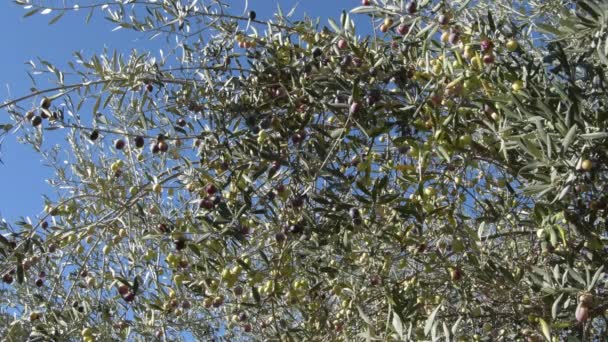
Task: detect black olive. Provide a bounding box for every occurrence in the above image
[115,139,125,150]
[174,239,186,250]
[134,136,145,148]
[32,116,42,127]
[40,97,51,109]
[312,47,322,58]
[89,130,99,141]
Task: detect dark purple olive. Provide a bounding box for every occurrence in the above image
[291,132,305,144]
[2,273,13,284]
[157,223,170,234]
[234,286,244,296]
[406,1,417,14]
[40,97,51,109]
[211,195,222,205]
[483,54,495,64]
[205,184,217,195]
[271,161,281,171]
[115,139,126,150]
[200,198,214,210]
[291,196,305,208]
[312,47,322,58]
[89,130,99,141]
[158,141,169,153]
[174,239,186,251]
[118,284,130,295]
[212,296,224,307]
[134,136,145,148]
[397,24,409,35]
[123,292,136,302]
[480,38,493,52]
[275,232,287,243]
[288,223,304,234]
[32,116,42,127]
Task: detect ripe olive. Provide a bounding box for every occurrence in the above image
[40,97,52,109]
[89,130,99,141]
[32,116,42,127]
[115,139,125,150]
[134,135,145,148]
[406,1,416,14]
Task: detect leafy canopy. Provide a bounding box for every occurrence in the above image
[1,0,608,341]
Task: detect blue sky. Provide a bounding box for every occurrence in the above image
[0,1,355,223]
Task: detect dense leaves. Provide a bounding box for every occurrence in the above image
[1,0,608,341]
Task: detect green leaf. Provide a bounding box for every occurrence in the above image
[424,305,441,336]
[328,18,341,33]
[580,132,608,140]
[188,243,201,257]
[133,276,140,294]
[357,305,373,326]
[536,23,561,35]
[588,266,604,290]
[0,234,11,247]
[487,10,495,32]
[85,7,95,24]
[567,267,586,286]
[48,12,64,25]
[391,311,404,339]
[436,145,451,162]
[350,6,377,14]
[561,125,577,153]
[451,316,462,335]
[552,293,563,319]
[539,318,551,341]
[23,8,38,18]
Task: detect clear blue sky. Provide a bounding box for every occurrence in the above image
[0,1,357,223]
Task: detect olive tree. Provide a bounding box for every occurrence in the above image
[1,0,607,341]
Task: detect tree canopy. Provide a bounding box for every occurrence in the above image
[1,0,608,341]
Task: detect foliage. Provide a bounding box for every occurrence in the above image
[1,0,608,341]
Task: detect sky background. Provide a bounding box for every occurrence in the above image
[0,1,361,224]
